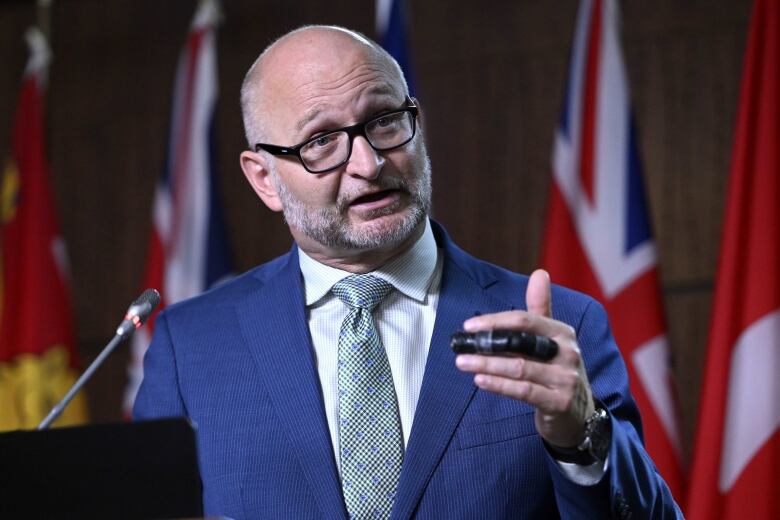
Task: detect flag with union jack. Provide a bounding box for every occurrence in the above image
[539,0,684,498]
[123,0,232,415]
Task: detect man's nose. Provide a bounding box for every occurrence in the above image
[345,136,384,180]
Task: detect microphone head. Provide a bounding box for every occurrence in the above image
[127,288,161,325]
[135,288,161,311]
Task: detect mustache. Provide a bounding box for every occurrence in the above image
[336,175,412,211]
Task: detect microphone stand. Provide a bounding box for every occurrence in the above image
[38,334,126,430]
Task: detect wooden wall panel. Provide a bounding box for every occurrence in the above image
[0,0,753,460]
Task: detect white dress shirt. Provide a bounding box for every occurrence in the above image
[299,220,442,471]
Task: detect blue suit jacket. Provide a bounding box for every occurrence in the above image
[134,221,681,519]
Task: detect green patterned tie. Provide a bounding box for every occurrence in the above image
[333,274,403,519]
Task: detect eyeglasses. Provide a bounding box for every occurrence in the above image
[254,97,418,174]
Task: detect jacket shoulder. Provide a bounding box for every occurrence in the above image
[163,249,295,316]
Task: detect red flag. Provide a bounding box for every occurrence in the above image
[0,28,87,430]
[539,0,684,497]
[687,0,779,517]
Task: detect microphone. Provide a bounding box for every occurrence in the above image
[450,330,559,361]
[37,289,161,430]
[116,288,162,339]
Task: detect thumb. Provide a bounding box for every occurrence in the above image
[526,269,552,318]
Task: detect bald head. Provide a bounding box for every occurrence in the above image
[240,25,409,146]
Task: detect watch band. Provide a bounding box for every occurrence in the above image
[546,406,611,465]
[547,440,599,465]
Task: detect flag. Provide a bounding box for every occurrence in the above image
[687,0,779,517]
[539,0,684,498]
[123,0,232,415]
[0,28,87,430]
[376,0,416,96]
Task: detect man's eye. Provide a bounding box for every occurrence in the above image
[312,134,334,147]
[375,115,397,127]
[375,111,407,129]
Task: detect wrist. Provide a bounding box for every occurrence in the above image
[545,405,611,465]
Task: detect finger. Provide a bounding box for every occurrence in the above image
[456,354,576,388]
[471,374,564,411]
[463,310,575,341]
[526,269,552,318]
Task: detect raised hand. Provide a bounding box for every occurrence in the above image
[455,269,595,448]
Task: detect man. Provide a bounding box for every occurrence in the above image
[135,25,682,519]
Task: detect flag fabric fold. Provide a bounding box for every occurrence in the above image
[687,0,779,517]
[0,27,87,430]
[376,0,416,96]
[539,0,684,498]
[123,0,232,415]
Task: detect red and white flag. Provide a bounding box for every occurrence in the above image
[123,0,232,415]
[687,0,779,517]
[539,0,684,498]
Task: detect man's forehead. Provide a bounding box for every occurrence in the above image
[292,83,401,132]
[260,33,383,94]
[260,38,402,130]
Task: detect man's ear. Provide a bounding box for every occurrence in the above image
[411,96,424,131]
[240,150,283,212]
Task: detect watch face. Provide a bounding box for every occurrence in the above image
[587,408,611,460]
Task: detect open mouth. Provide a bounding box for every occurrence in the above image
[345,189,407,215]
[350,189,398,206]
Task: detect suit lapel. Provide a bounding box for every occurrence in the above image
[236,251,346,519]
[391,248,505,520]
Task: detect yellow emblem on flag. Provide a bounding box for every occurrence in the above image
[1,159,19,225]
[0,345,88,431]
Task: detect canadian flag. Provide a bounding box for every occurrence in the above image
[686,0,779,518]
[539,0,684,498]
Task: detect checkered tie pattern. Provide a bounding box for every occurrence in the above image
[333,274,404,519]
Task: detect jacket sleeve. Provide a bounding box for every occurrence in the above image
[546,299,683,520]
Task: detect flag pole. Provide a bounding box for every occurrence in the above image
[36,0,52,43]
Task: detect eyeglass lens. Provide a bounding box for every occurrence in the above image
[299,111,414,172]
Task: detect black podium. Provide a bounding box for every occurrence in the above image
[0,418,203,519]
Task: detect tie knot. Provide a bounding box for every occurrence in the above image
[332,274,393,311]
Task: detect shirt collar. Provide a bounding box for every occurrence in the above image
[298,219,438,306]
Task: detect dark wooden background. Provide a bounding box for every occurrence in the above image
[0,0,752,462]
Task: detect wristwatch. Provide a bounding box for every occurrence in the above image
[547,406,612,465]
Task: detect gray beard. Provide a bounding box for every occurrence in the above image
[271,147,433,251]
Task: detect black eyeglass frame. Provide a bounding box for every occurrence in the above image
[254,96,419,174]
